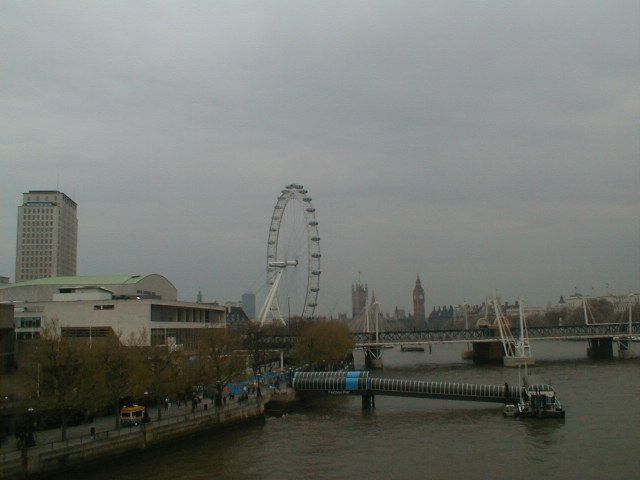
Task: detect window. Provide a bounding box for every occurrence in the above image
[93,305,115,310]
[16,317,41,328]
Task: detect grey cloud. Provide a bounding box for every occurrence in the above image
[1,1,638,314]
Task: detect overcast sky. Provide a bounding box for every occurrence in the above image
[1,1,638,316]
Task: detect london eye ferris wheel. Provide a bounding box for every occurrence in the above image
[257,184,321,325]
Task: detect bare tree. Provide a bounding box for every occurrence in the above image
[172,353,202,410]
[94,333,146,430]
[564,299,615,325]
[243,321,269,375]
[140,344,182,421]
[26,319,101,440]
[293,320,354,370]
[196,329,246,407]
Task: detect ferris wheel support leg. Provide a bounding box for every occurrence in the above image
[270,297,286,326]
[258,268,285,326]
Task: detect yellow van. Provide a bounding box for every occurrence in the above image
[120,405,145,426]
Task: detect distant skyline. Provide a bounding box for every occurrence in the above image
[1,1,638,315]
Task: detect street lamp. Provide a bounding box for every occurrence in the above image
[26,407,35,447]
[143,392,150,423]
[628,293,638,334]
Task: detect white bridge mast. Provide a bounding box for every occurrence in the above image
[494,296,534,367]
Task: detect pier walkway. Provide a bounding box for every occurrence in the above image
[292,371,531,405]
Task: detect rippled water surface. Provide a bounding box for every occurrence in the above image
[58,341,639,480]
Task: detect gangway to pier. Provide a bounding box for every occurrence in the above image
[293,371,522,404]
[293,371,565,417]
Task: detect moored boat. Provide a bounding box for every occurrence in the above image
[503,355,535,367]
[504,378,566,419]
[400,344,425,352]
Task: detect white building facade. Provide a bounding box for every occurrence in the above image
[0,274,227,347]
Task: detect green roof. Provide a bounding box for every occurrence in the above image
[0,275,154,289]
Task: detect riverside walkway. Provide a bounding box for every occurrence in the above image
[1,398,215,455]
[1,393,269,479]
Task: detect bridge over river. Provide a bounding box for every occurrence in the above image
[261,322,639,347]
[261,322,639,367]
[351,322,640,345]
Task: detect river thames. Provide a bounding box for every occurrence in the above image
[56,341,639,480]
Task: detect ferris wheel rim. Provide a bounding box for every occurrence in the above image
[266,184,320,319]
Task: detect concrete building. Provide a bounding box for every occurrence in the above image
[0,274,226,347]
[241,292,256,319]
[15,190,78,282]
[0,303,16,372]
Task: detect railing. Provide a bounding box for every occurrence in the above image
[292,371,525,404]
[1,398,265,464]
[259,322,640,347]
[525,323,640,339]
[355,328,494,344]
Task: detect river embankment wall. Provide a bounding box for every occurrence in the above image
[2,396,268,480]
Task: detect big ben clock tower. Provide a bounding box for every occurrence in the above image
[413,275,426,329]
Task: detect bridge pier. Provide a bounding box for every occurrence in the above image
[364,347,383,369]
[361,391,375,411]
[587,338,613,360]
[472,341,504,364]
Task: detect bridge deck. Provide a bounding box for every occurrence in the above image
[261,322,639,348]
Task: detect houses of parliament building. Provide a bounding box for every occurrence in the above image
[351,274,427,331]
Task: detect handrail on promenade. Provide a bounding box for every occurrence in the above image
[1,397,262,463]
